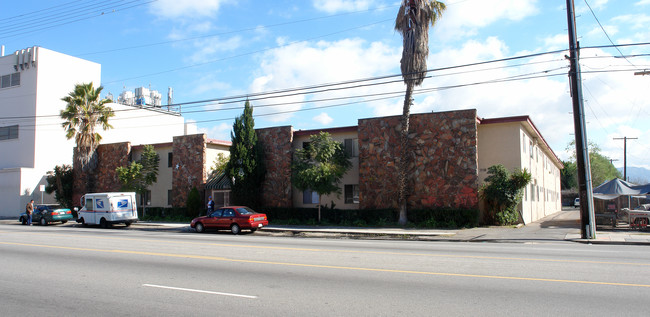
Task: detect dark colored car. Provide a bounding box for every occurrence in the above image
[19,204,74,225]
[190,206,268,234]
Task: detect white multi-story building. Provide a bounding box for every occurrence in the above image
[0,46,191,218]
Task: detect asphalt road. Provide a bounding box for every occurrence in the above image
[2,223,650,316]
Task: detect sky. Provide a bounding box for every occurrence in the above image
[1,0,649,172]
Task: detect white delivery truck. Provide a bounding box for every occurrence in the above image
[76,192,139,228]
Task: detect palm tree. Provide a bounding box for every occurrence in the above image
[60,82,114,170]
[395,0,446,225]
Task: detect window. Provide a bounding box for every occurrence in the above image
[1,75,9,88]
[303,189,319,204]
[223,208,235,217]
[85,198,94,211]
[168,152,173,168]
[344,139,359,157]
[10,72,20,86]
[141,190,151,207]
[344,185,359,204]
[1,73,20,88]
[302,141,311,149]
[212,191,230,207]
[529,141,534,158]
[0,125,18,140]
[167,190,173,206]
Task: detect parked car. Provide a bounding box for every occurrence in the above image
[190,206,269,234]
[19,204,73,225]
[574,198,580,208]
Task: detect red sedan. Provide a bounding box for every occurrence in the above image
[190,206,268,234]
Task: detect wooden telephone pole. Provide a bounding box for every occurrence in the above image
[613,137,638,181]
[566,0,596,239]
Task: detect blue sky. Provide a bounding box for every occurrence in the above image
[2,0,649,173]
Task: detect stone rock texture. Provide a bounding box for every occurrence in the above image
[257,126,294,207]
[72,142,131,206]
[358,109,479,210]
[171,134,207,207]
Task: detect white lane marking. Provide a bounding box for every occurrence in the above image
[142,284,257,299]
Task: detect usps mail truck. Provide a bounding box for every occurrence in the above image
[76,192,138,228]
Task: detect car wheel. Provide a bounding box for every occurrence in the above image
[195,222,205,233]
[20,217,26,225]
[100,218,108,229]
[40,218,47,226]
[250,228,257,233]
[80,218,88,227]
[124,221,132,227]
[61,220,68,224]
[230,223,241,235]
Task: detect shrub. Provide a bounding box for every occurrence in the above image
[186,187,202,218]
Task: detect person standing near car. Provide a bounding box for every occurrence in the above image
[207,196,215,215]
[25,199,34,226]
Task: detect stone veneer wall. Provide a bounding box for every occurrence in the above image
[171,134,207,207]
[358,109,479,210]
[256,126,293,208]
[72,142,131,206]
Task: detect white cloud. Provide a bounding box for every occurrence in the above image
[312,0,371,13]
[637,0,650,5]
[149,0,230,19]
[199,122,232,141]
[435,0,539,40]
[249,38,400,123]
[186,36,243,63]
[313,112,334,125]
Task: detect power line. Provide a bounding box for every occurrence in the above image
[4,66,570,130]
[2,49,571,121]
[582,0,636,68]
[0,0,155,39]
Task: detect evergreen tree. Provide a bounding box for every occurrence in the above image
[226,100,265,208]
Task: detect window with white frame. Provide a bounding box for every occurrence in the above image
[212,191,230,207]
[344,184,359,204]
[344,138,359,157]
[303,189,319,204]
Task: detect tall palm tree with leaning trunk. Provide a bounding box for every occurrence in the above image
[395,0,445,225]
[60,82,114,172]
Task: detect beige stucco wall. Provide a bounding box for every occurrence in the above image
[292,130,360,209]
[478,120,562,224]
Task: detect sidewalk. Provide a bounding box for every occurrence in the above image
[255,208,650,244]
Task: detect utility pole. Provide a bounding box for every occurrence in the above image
[613,137,638,181]
[566,0,596,239]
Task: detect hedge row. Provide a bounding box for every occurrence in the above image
[260,206,479,229]
[139,206,479,229]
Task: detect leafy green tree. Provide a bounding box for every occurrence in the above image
[292,132,352,223]
[116,145,160,212]
[209,153,229,178]
[60,82,114,170]
[480,165,531,225]
[394,0,446,225]
[564,141,622,189]
[45,165,74,209]
[560,160,578,190]
[226,100,265,208]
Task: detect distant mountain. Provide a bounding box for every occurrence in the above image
[618,166,650,184]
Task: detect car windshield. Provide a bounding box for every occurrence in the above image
[236,207,257,215]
